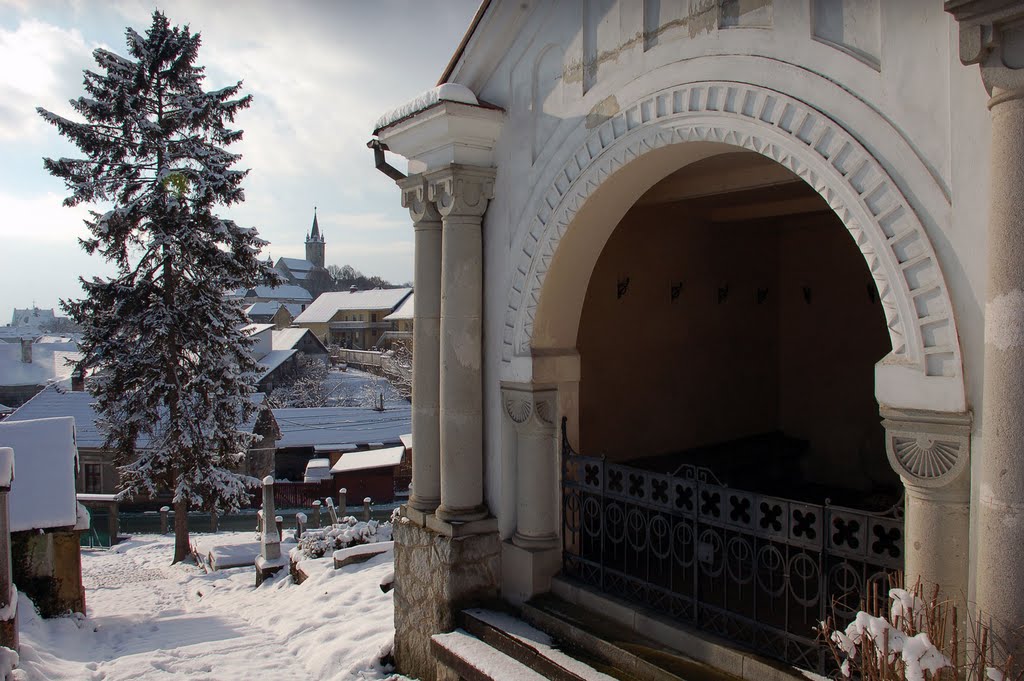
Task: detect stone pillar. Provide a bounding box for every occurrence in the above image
[400,175,443,518]
[427,164,495,524]
[255,475,285,586]
[0,448,16,651]
[947,1,1024,659]
[501,386,562,604]
[977,78,1024,658]
[881,408,971,599]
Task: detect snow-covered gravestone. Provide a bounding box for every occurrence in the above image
[295,513,306,540]
[0,448,16,651]
[312,500,321,528]
[255,476,286,586]
[338,488,347,514]
[325,497,339,526]
[363,497,372,522]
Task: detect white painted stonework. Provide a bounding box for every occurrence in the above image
[373,1,1024,677]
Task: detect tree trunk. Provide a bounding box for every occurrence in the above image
[172,498,190,564]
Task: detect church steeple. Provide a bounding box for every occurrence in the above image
[305,207,326,268]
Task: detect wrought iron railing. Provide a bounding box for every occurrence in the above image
[560,418,903,674]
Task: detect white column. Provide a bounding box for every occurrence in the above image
[400,175,442,515]
[428,165,494,524]
[881,408,971,600]
[504,387,560,548]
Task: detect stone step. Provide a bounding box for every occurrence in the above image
[458,608,623,681]
[431,629,548,681]
[522,592,747,681]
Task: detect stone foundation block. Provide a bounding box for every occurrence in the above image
[501,540,561,605]
[392,518,500,681]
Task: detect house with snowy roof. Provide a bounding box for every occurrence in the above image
[0,416,87,617]
[244,324,328,394]
[293,287,412,349]
[270,404,411,482]
[0,339,81,408]
[243,301,295,328]
[381,292,414,349]
[6,385,279,500]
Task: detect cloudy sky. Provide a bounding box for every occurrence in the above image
[0,0,480,324]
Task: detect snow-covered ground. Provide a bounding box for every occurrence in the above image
[13,533,407,680]
[322,368,402,408]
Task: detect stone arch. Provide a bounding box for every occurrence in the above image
[503,80,965,412]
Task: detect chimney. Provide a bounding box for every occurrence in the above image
[349,285,357,293]
[71,366,85,392]
[20,339,31,364]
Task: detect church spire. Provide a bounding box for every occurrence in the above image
[309,206,322,242]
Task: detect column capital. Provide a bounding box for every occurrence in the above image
[946,1,1024,97]
[501,384,558,434]
[880,406,972,489]
[425,164,495,219]
[399,174,442,225]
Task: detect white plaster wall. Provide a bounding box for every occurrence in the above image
[448,0,991,540]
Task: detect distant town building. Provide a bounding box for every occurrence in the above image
[293,288,413,349]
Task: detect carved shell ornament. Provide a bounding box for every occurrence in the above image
[891,436,960,480]
[505,398,532,424]
[535,398,555,425]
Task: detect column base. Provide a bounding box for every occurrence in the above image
[393,517,501,681]
[426,513,498,537]
[401,504,431,527]
[407,495,440,515]
[434,503,488,524]
[512,531,559,550]
[501,540,561,605]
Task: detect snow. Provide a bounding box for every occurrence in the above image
[383,294,414,321]
[432,629,546,681]
[374,83,479,131]
[0,342,80,389]
[273,405,411,449]
[192,534,262,572]
[0,416,78,532]
[333,542,393,568]
[462,609,617,681]
[292,288,412,324]
[13,533,405,680]
[331,446,405,474]
[304,457,333,482]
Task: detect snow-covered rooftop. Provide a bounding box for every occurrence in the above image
[383,293,414,321]
[277,257,316,274]
[0,341,81,388]
[272,405,411,449]
[257,349,297,381]
[374,83,478,132]
[244,302,286,318]
[294,288,412,324]
[400,433,412,450]
[303,457,333,482]
[6,386,268,449]
[241,284,311,301]
[330,445,405,474]
[272,327,320,352]
[0,416,79,532]
[242,323,275,337]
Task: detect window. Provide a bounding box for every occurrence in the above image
[84,463,102,493]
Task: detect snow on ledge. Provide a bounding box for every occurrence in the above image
[374,83,478,131]
[0,449,12,489]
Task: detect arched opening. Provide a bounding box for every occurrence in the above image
[554,149,905,672]
[578,150,899,503]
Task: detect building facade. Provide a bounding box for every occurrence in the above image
[370,1,1024,678]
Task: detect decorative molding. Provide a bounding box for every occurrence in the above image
[426,164,495,219]
[502,386,557,432]
[502,81,963,390]
[945,1,1024,94]
[881,407,972,488]
[399,175,441,225]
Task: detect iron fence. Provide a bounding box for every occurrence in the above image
[560,419,903,674]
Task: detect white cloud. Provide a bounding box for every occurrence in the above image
[0,190,93,243]
[0,19,94,140]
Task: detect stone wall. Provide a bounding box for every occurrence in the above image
[12,530,85,617]
[392,519,500,681]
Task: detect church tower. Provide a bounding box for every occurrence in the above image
[305,208,325,269]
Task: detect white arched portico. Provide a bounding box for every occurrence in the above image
[500,80,971,603]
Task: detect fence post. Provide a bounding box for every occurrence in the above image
[0,448,17,651]
[312,500,321,528]
[160,506,170,535]
[338,488,347,514]
[362,497,372,522]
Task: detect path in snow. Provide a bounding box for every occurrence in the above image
[15,534,403,681]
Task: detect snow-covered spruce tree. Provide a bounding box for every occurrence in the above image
[37,11,280,563]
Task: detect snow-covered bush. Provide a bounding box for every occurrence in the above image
[296,516,393,559]
[822,580,1021,681]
